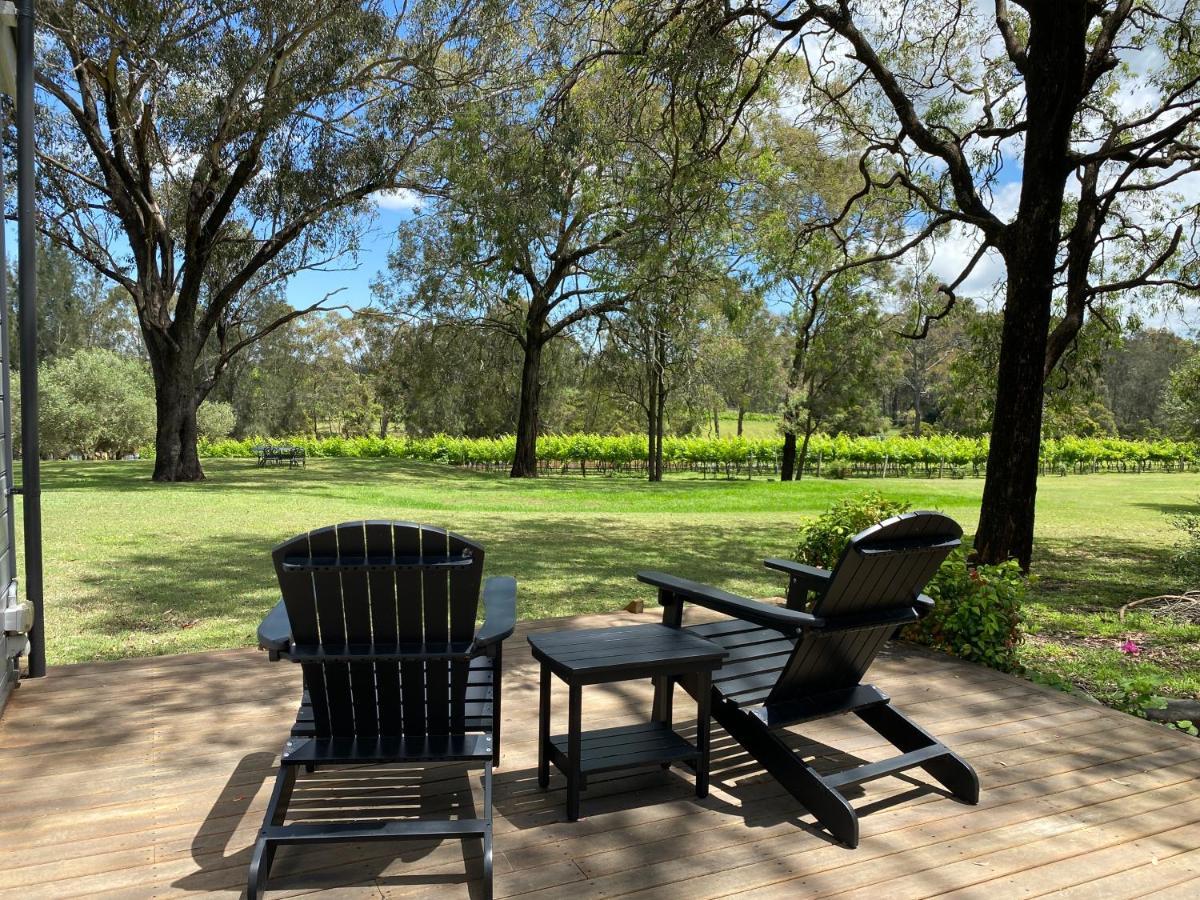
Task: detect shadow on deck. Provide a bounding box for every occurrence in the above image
[1,610,1198,899]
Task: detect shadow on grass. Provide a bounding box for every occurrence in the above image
[67,515,798,643]
[43,457,788,495]
[1132,499,1198,517]
[1030,536,1178,611]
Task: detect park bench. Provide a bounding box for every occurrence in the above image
[252,444,306,468]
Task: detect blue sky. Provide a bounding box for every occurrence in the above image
[283,203,413,311]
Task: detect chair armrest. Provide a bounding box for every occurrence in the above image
[763,558,832,589]
[637,571,823,634]
[257,599,292,660]
[913,593,935,618]
[474,576,517,652]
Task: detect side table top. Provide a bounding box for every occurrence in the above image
[528,623,727,682]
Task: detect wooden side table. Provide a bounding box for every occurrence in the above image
[528,624,727,821]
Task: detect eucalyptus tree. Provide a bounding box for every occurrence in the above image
[1164,350,1200,440]
[1102,330,1196,437]
[377,7,750,476]
[700,295,786,436]
[601,246,735,481]
[613,1,1200,566]
[741,120,896,479]
[36,0,504,480]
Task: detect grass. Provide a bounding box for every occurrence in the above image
[19,458,1200,702]
[699,410,781,440]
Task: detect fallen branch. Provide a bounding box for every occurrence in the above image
[1119,591,1200,621]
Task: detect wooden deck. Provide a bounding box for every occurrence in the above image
[2,609,1199,899]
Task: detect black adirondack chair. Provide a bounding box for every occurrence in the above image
[250,521,516,899]
[638,511,979,847]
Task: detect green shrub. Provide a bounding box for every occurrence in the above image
[901,548,1026,671]
[182,431,1200,473]
[795,492,1027,672]
[196,401,236,440]
[1169,499,1200,578]
[39,349,155,458]
[795,491,912,567]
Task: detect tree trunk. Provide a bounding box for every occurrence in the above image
[648,335,666,482]
[653,368,666,482]
[913,389,922,437]
[149,347,205,482]
[646,380,659,482]
[973,5,1088,570]
[511,334,544,478]
[973,257,1053,569]
[713,407,720,438]
[780,431,797,481]
[379,413,390,439]
[795,411,814,481]
[737,403,745,436]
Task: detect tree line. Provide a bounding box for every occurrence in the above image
[27,1,1200,568]
[16,236,1200,462]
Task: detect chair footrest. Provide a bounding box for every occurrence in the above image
[823,744,949,790]
[263,819,489,844]
[282,733,493,764]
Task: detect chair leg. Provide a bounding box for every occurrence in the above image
[856,702,980,804]
[712,696,859,847]
[481,760,494,900]
[247,764,298,899]
[491,648,502,768]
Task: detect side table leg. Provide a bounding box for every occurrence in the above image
[652,674,673,725]
[538,663,551,789]
[695,671,712,799]
[567,682,582,821]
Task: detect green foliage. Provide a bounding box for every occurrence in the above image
[1169,499,1200,578]
[40,349,155,458]
[904,549,1027,671]
[1102,673,1171,718]
[186,430,1200,475]
[195,401,236,440]
[1164,350,1200,440]
[794,491,912,567]
[825,461,853,479]
[794,492,1026,671]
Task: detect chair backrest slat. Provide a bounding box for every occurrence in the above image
[336,523,378,737]
[422,526,452,734]
[365,522,402,734]
[305,527,355,734]
[391,523,426,734]
[275,530,331,735]
[272,521,485,739]
[766,512,961,705]
[448,530,484,733]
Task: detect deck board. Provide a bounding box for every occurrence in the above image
[0,609,1196,899]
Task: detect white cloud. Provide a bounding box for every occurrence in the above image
[373,188,422,211]
[928,223,1007,300]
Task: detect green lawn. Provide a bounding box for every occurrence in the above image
[20,459,1200,700]
[699,411,781,439]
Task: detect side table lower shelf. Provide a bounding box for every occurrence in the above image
[548,721,699,779]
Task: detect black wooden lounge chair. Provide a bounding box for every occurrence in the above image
[250,521,516,899]
[638,511,979,847]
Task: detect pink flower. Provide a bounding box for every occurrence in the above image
[1120,639,1140,656]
